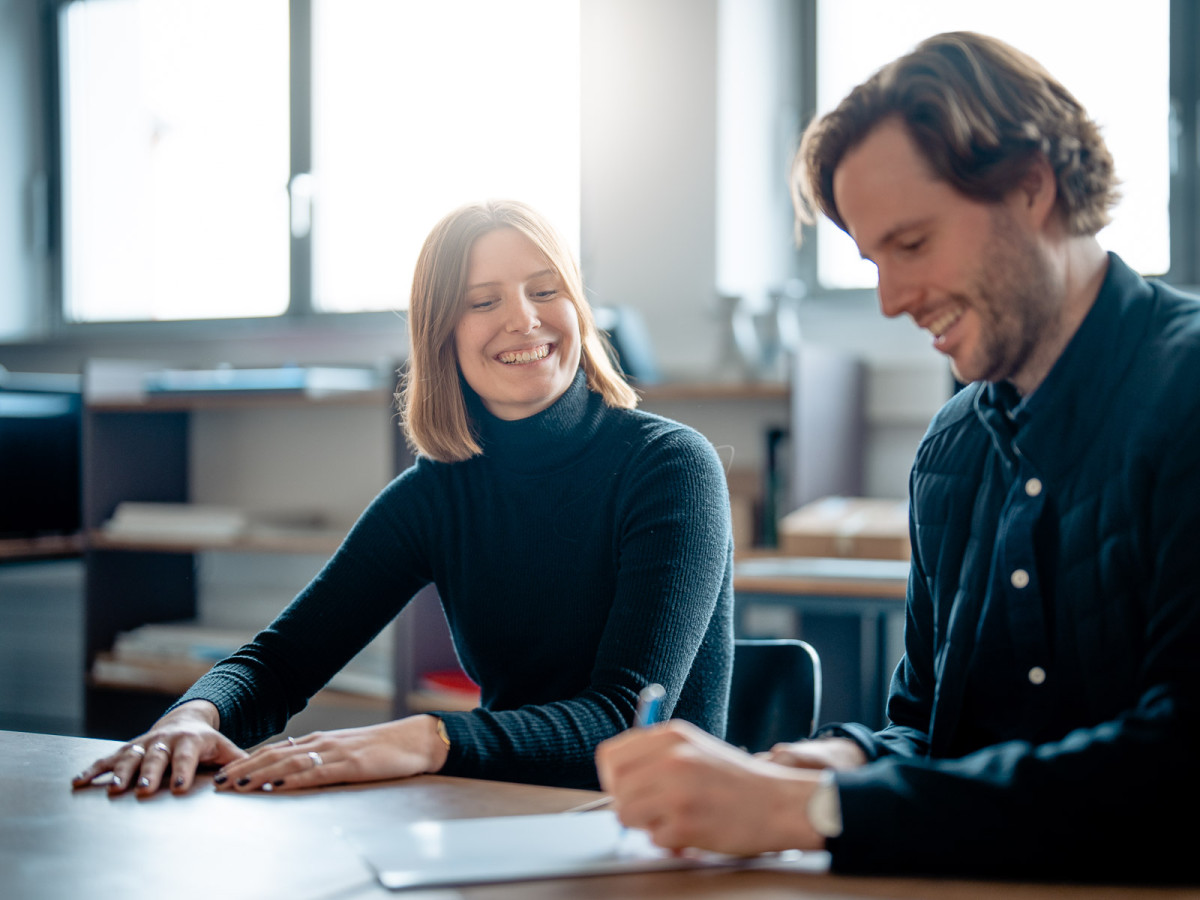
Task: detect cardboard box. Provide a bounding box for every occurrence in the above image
[779,496,910,560]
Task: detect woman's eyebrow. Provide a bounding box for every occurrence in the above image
[465,269,556,292]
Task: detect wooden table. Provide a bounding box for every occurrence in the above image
[2,729,1191,900]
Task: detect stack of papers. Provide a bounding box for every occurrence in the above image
[102,502,247,544]
[340,810,830,891]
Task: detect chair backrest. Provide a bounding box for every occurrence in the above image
[725,638,822,754]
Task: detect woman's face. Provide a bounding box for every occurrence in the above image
[453,227,582,421]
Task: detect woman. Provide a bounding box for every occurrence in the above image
[74,199,734,794]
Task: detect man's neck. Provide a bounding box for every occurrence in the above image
[1012,236,1109,397]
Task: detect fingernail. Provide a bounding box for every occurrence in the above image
[236,777,250,787]
[273,779,284,787]
[261,782,274,792]
[111,776,122,788]
[174,776,185,788]
[138,777,150,788]
[213,773,227,784]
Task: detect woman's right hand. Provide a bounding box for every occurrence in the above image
[71,700,247,796]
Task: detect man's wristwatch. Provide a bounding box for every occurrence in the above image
[806,770,844,838]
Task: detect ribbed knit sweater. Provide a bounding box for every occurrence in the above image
[174,370,734,788]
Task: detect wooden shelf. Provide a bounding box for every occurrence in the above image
[89,652,392,711]
[0,534,85,561]
[87,388,392,413]
[638,381,788,402]
[88,529,347,556]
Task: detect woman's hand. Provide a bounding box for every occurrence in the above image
[596,719,826,856]
[759,736,867,771]
[71,700,245,796]
[212,715,449,793]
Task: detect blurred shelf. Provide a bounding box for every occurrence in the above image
[87,388,392,413]
[89,652,392,711]
[0,534,85,561]
[88,528,347,556]
[638,381,788,402]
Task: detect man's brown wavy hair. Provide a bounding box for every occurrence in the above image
[792,31,1119,244]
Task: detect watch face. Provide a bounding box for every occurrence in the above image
[807,778,844,838]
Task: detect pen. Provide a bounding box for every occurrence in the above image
[635,682,666,728]
[565,684,667,816]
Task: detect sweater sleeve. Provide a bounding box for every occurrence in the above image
[170,469,434,746]
[435,427,734,788]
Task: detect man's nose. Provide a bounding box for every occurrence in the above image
[876,265,915,320]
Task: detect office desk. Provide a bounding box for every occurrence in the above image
[734,556,909,729]
[3,730,1189,900]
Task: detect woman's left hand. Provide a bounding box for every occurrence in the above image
[214,715,449,793]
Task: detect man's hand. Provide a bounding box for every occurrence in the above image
[596,720,827,856]
[760,736,868,771]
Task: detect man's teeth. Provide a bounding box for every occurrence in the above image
[499,345,550,364]
[926,308,962,338]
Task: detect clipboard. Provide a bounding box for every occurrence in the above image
[339,810,830,891]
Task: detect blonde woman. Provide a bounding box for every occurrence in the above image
[75,200,733,794]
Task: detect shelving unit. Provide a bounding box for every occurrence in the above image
[79,371,795,739]
[78,373,464,739]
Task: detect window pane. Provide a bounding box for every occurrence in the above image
[815,1,1171,289]
[311,0,581,313]
[61,0,289,322]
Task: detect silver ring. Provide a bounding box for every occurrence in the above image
[151,742,170,755]
[286,736,297,746]
[307,750,324,768]
[128,744,146,758]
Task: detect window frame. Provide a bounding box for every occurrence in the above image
[791,0,1200,304]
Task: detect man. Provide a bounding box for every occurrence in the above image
[596,31,1199,879]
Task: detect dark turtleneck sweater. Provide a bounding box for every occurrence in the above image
[174,369,734,788]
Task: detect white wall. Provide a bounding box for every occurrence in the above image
[0,0,46,340]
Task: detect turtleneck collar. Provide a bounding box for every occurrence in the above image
[461,368,607,473]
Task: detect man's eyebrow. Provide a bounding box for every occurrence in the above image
[465,269,556,292]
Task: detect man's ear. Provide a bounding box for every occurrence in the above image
[1012,153,1058,229]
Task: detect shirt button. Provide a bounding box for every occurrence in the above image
[1010,568,1030,589]
[1028,666,1047,685]
[1025,478,1042,497]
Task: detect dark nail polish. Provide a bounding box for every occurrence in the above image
[174,776,185,788]
[213,773,227,784]
[273,779,284,787]
[236,777,250,787]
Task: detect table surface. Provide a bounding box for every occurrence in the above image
[2,729,1192,900]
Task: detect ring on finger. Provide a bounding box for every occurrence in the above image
[286,736,297,746]
[152,742,170,755]
[307,750,324,768]
[128,744,147,758]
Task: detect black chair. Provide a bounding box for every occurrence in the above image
[725,638,822,753]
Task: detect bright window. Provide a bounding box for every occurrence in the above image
[815,1,1172,289]
[60,0,290,321]
[58,0,581,322]
[311,0,581,313]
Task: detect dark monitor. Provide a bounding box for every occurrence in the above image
[0,373,82,538]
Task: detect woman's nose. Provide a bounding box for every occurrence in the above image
[505,295,541,333]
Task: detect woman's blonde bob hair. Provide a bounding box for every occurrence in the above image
[399,199,637,463]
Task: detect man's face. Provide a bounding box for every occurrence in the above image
[832,118,1060,392]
